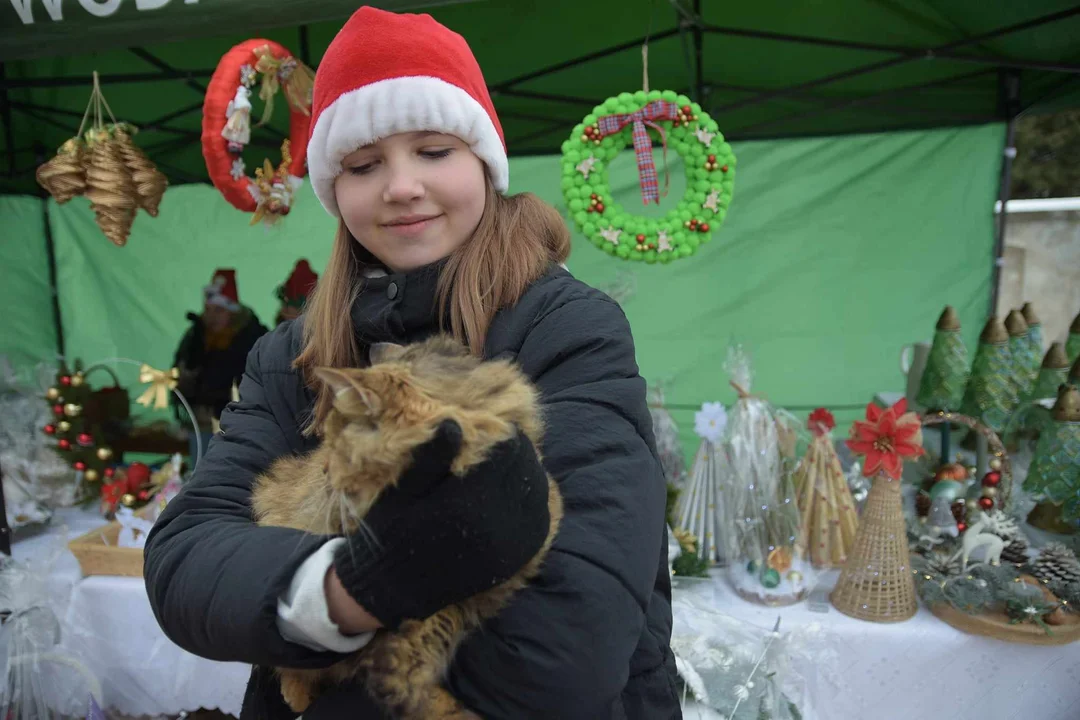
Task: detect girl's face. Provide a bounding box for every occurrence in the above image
[335,132,487,273]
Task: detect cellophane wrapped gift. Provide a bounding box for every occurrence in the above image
[717,347,814,605]
[0,556,101,717]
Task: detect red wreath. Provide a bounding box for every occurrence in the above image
[202,39,313,222]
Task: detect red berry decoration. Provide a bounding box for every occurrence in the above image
[77,432,93,446]
[956,522,967,533]
[57,439,71,451]
[978,496,994,510]
[981,471,1001,487]
[104,468,116,479]
[60,375,72,386]
[721,164,729,173]
[700,223,710,233]
[595,203,605,213]
[43,424,56,435]
[138,490,150,501]
[73,461,86,472]
[53,404,64,416]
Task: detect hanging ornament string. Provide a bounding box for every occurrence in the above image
[77,71,119,140]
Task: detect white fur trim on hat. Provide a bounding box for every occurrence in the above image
[308,76,509,217]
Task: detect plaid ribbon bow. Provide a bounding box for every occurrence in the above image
[597,100,680,205]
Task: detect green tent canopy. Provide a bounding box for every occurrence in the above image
[2,0,1079,194]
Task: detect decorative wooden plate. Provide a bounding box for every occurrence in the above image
[930,603,1080,646]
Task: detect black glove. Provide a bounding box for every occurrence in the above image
[303,682,393,720]
[333,419,551,629]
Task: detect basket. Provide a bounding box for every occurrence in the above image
[68,521,143,578]
[83,365,130,430]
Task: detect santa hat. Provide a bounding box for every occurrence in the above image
[307,6,508,217]
[204,269,240,311]
[276,259,319,308]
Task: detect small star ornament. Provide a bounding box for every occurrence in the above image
[599,226,622,246]
[239,64,257,88]
[230,158,247,181]
[657,229,673,252]
[702,188,721,212]
[694,127,716,145]
[576,155,599,180]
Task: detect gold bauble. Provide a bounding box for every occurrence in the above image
[63,403,82,417]
[983,487,999,498]
[57,421,72,432]
[70,372,84,387]
[96,447,113,461]
[120,493,136,507]
[966,499,979,512]
[45,387,60,401]
[989,457,1003,471]
[84,469,99,482]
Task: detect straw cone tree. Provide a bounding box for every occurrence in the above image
[832,398,925,622]
[961,317,1017,433]
[917,306,969,412]
[1024,385,1080,533]
[673,402,728,564]
[1006,310,1039,401]
[794,408,858,568]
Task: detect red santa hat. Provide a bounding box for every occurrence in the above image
[307,6,508,217]
[204,269,240,311]
[276,259,319,308]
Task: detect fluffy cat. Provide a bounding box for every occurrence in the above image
[251,335,563,718]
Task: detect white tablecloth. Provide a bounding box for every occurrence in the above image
[12,509,1080,719]
[11,507,250,717]
[676,571,1080,720]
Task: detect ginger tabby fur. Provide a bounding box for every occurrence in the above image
[251,336,563,719]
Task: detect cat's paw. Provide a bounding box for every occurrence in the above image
[279,671,315,713]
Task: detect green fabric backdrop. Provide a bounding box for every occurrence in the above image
[2,123,1002,458]
[0,195,56,372]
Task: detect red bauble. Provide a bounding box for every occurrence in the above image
[53,404,64,415]
[689,219,699,227]
[636,234,646,242]
[982,471,1002,488]
[590,193,598,200]
[104,468,116,479]
[57,439,71,451]
[595,203,605,212]
[682,104,692,113]
[60,375,71,386]
[707,154,716,162]
[77,432,93,446]
[73,461,86,471]
[700,223,710,232]
[956,522,967,533]
[584,126,595,136]
[43,424,56,435]
[721,164,729,172]
[978,497,994,510]
[137,490,150,501]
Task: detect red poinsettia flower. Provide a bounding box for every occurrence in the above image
[846,398,924,479]
[807,408,835,436]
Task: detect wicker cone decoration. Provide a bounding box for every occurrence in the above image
[795,411,858,569]
[84,131,137,246]
[35,138,87,203]
[114,128,167,217]
[832,398,925,623]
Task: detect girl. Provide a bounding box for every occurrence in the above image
[144,7,679,719]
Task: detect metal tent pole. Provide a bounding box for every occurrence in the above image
[990,71,1022,317]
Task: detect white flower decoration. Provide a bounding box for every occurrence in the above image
[694,402,728,443]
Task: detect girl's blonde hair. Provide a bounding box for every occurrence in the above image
[295,180,571,433]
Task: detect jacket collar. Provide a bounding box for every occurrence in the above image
[350,260,447,346]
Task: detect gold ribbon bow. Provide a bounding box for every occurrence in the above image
[137,364,179,410]
[252,45,315,127]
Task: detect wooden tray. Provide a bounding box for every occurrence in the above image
[930,603,1080,646]
[68,521,144,578]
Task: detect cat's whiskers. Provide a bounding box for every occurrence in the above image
[337,492,382,554]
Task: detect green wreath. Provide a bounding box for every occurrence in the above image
[560,90,736,264]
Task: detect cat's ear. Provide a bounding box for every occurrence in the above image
[369,342,406,365]
[314,367,381,416]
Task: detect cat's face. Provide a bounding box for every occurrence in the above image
[313,337,490,514]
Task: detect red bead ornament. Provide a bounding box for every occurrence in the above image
[53,404,64,416]
[57,439,71,451]
[956,522,967,533]
[721,165,729,173]
[73,461,86,472]
[60,375,72,386]
[978,496,994,510]
[77,432,93,446]
[104,468,116,479]
[982,471,1001,488]
[43,424,56,435]
[594,202,605,213]
[137,490,150,501]
[699,223,710,233]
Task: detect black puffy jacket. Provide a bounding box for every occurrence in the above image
[144,263,681,719]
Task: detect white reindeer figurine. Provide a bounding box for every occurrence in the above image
[953,512,1005,571]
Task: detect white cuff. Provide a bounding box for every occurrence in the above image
[277,538,375,653]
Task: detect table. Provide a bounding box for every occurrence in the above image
[674,571,1080,720]
[12,507,250,717]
